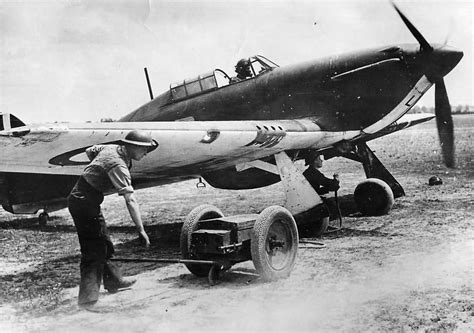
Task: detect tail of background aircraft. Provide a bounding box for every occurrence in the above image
[0,113,30,136]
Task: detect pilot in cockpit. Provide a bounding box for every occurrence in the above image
[230,58,253,83]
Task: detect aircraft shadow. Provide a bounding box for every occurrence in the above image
[0,216,184,236]
[322,194,404,239]
[324,193,360,220]
[0,216,77,233]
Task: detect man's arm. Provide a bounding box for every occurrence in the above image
[320,175,340,192]
[303,167,340,193]
[108,165,150,247]
[123,192,150,247]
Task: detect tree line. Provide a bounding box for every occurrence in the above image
[409,105,474,114]
[99,104,474,122]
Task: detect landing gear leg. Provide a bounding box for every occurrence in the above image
[335,142,400,215]
[237,152,329,236]
[274,152,329,236]
[341,142,405,198]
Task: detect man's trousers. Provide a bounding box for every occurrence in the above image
[68,195,124,305]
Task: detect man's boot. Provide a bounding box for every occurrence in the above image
[105,277,136,294]
[103,260,136,293]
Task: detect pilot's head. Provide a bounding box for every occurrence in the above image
[235,58,252,79]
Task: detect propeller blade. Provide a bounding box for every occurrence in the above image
[435,78,455,167]
[392,2,433,52]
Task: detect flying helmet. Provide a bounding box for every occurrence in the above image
[235,58,252,77]
[122,130,159,153]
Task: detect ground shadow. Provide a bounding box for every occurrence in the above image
[0,216,77,233]
[156,264,262,290]
[0,217,184,236]
[325,193,360,220]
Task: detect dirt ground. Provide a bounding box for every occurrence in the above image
[0,115,473,332]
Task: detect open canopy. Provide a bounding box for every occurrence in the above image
[169,55,279,102]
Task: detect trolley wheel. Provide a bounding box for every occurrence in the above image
[208,264,221,286]
[251,205,298,281]
[38,212,49,227]
[354,178,394,216]
[180,204,224,277]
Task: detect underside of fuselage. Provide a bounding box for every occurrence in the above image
[0,171,196,214]
[0,173,78,214]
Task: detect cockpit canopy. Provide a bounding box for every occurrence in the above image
[169,55,278,102]
[246,55,279,77]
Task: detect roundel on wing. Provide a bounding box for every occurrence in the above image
[48,140,120,166]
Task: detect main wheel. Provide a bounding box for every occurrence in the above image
[354,178,394,216]
[180,204,224,277]
[251,206,298,281]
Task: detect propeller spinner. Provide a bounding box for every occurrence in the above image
[393,3,463,168]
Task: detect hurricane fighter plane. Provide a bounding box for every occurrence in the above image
[0,4,463,235]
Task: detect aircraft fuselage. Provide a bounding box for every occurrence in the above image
[120,43,461,133]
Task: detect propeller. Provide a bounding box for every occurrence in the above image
[435,79,455,167]
[392,4,432,53]
[392,2,457,167]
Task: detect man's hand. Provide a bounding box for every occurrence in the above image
[123,192,150,248]
[139,230,150,248]
[332,173,341,191]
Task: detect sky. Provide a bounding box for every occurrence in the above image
[0,0,472,123]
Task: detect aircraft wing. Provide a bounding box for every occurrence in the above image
[358,113,435,143]
[0,113,434,183]
[0,119,361,182]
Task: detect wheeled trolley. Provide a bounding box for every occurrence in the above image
[113,204,299,285]
[180,204,299,283]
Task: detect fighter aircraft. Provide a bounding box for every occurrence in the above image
[0,4,463,234]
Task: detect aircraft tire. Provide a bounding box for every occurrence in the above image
[180,204,224,277]
[354,178,394,216]
[251,206,298,281]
